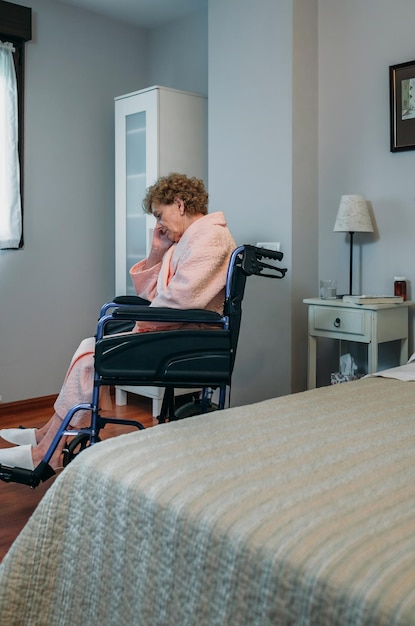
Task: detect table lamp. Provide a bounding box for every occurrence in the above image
[333,195,374,295]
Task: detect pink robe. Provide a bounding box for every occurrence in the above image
[53,212,236,425]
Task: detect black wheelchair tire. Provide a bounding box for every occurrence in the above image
[62,433,101,467]
[174,399,218,420]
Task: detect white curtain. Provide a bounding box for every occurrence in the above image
[0,41,22,249]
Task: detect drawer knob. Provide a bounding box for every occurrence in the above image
[334,317,341,328]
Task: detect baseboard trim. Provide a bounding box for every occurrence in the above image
[0,395,58,416]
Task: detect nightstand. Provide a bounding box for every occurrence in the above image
[303,298,412,389]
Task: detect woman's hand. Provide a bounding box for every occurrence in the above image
[145,223,173,268]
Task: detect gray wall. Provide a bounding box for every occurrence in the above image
[146,6,208,97]
[318,0,415,340]
[0,0,209,404]
[208,0,318,404]
[208,0,294,405]
[317,0,415,380]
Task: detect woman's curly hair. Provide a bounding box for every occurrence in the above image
[142,173,208,216]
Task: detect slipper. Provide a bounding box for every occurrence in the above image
[0,444,35,470]
[0,428,38,447]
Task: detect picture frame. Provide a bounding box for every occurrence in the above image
[389,59,415,152]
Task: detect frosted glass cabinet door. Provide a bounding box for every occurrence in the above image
[125,111,146,294]
[115,89,158,295]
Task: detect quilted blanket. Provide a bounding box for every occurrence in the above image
[0,376,414,625]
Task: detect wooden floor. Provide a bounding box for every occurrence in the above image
[0,393,154,563]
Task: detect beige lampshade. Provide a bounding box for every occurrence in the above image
[333,195,374,233]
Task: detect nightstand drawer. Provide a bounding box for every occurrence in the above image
[311,306,368,337]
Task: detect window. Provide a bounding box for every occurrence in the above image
[0,0,31,249]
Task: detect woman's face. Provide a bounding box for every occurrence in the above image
[152,199,186,242]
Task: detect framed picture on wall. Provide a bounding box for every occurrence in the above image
[390,59,415,152]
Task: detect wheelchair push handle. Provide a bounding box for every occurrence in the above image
[240,244,287,279]
[253,246,283,262]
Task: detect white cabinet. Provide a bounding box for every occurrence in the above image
[115,85,207,295]
[114,86,207,414]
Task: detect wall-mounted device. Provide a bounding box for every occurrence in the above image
[256,242,281,252]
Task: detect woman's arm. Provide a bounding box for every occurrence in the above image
[129,224,174,301]
[144,223,173,269]
[151,221,236,311]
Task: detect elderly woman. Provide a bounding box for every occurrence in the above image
[0,173,236,471]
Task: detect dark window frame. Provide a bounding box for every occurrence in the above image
[0,0,32,248]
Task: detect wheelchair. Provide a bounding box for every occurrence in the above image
[0,245,287,488]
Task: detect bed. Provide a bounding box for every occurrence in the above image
[0,364,414,626]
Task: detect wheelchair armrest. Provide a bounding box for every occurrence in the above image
[111,306,223,324]
[100,295,151,319]
[112,295,151,306]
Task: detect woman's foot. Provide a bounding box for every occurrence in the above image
[1,414,72,472]
[0,444,35,470]
[30,414,68,471]
[0,428,38,447]
[0,441,64,472]
[0,416,58,447]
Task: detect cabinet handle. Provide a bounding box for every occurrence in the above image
[334,317,341,328]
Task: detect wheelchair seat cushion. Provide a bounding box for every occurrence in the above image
[95,329,232,386]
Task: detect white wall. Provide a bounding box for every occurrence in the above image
[318,0,415,373]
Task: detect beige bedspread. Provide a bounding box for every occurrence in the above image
[0,377,414,625]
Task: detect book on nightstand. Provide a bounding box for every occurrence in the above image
[342,295,404,305]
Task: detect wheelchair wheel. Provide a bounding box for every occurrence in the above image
[62,433,100,467]
[174,398,218,420]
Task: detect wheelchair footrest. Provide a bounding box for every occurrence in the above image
[0,461,56,488]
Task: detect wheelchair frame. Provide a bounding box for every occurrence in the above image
[0,245,287,487]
